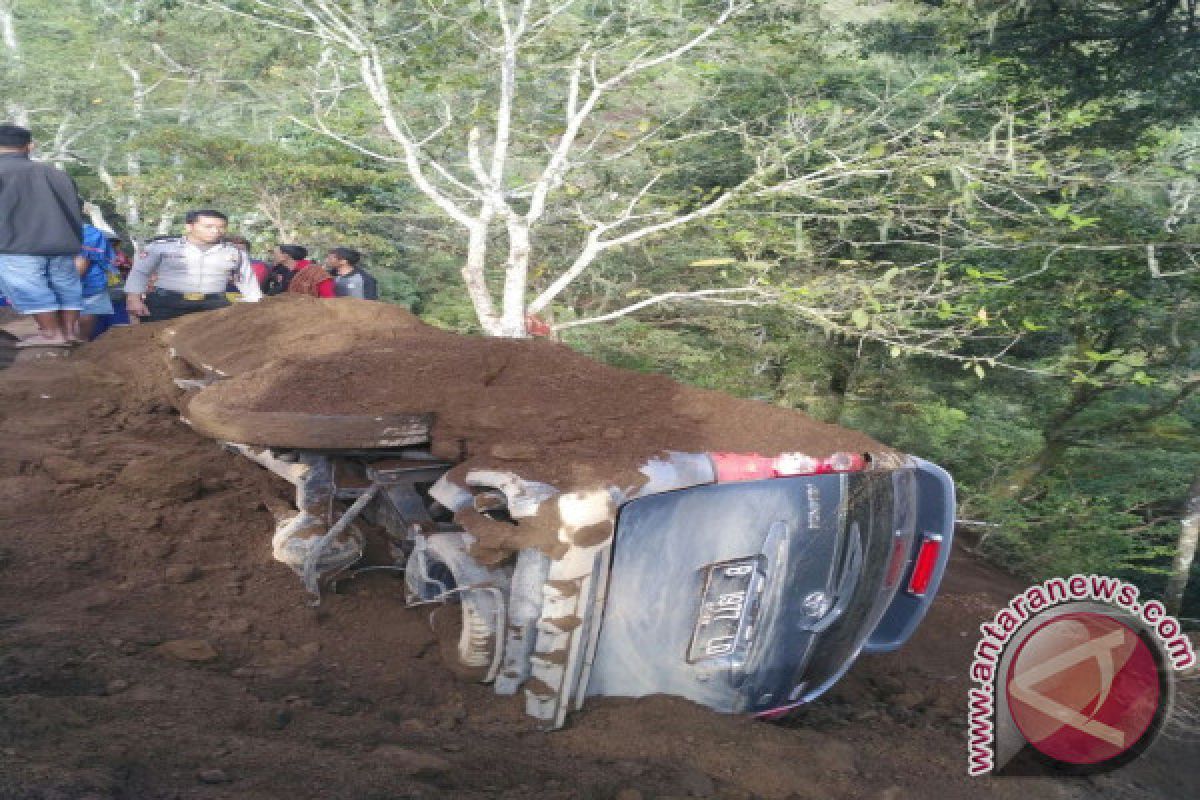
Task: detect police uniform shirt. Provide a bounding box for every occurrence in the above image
[124,237,263,301]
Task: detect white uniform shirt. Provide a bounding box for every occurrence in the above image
[124,237,263,301]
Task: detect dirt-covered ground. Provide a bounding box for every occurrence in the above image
[0,308,1196,799]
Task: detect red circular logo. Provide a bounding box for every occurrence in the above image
[1005,611,1162,765]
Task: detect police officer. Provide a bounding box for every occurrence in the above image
[124,209,262,322]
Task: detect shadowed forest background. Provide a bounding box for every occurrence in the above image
[3,0,1198,615]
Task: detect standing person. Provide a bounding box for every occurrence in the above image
[264,244,329,296]
[266,244,333,298]
[111,240,131,273]
[124,209,262,322]
[90,236,133,338]
[325,247,379,300]
[225,235,268,288]
[0,124,85,347]
[76,222,117,340]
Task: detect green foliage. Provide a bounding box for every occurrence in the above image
[565,317,766,393]
[417,290,486,335]
[975,444,1200,587]
[374,268,421,309]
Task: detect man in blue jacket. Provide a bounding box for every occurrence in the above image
[76,222,117,341]
[0,124,85,346]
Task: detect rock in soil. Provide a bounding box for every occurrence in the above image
[156,639,219,662]
[197,768,231,784]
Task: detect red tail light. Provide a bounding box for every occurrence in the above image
[907,534,943,596]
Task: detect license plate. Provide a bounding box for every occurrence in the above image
[688,557,762,663]
[182,292,206,301]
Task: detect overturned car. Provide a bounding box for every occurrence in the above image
[159,298,954,729]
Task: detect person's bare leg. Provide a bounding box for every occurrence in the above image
[59,309,81,342]
[77,314,97,341]
[30,311,65,340]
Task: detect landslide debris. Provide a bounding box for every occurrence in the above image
[81,295,892,557]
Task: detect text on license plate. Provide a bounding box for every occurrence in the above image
[688,557,762,663]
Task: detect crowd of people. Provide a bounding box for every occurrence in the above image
[0,124,379,347]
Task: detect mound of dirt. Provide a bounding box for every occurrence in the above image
[94,296,892,556]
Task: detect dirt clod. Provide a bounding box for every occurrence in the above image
[197,768,231,784]
[165,563,201,583]
[677,767,717,797]
[156,639,219,662]
[371,745,452,777]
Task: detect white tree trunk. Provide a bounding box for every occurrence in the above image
[124,154,142,228]
[0,2,19,60]
[156,200,176,236]
[1165,472,1200,617]
[1,0,27,126]
[500,218,532,337]
[464,211,501,334]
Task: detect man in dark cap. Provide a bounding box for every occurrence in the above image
[0,124,85,346]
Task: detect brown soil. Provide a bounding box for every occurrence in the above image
[98,296,892,558]
[0,307,1195,800]
[196,298,883,458]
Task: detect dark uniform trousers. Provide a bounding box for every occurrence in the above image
[144,288,231,322]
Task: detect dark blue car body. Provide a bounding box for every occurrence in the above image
[585,458,954,717]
